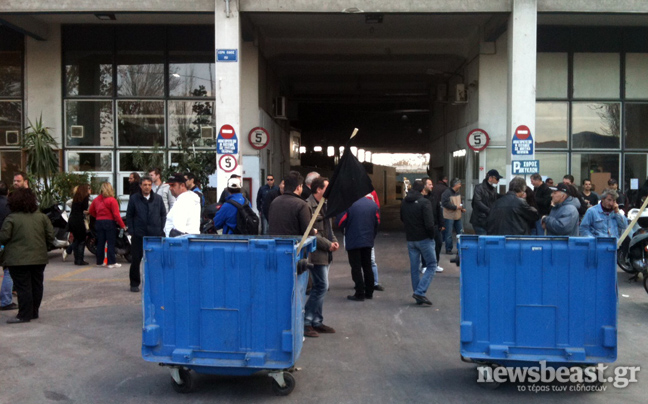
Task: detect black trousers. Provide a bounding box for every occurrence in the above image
[130,235,144,288]
[434,227,443,262]
[9,264,45,321]
[347,247,374,297]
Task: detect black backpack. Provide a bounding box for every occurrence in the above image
[225,198,260,235]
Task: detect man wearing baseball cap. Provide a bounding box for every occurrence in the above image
[470,169,502,235]
[163,173,201,237]
[541,183,580,236]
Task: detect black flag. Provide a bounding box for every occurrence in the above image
[323,141,374,219]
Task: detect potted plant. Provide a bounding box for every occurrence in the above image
[23,114,60,208]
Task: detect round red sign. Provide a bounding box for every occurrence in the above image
[219,124,236,139]
[218,154,238,173]
[515,125,531,140]
[248,127,270,150]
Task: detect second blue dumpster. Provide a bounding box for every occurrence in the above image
[141,235,316,396]
[460,235,617,368]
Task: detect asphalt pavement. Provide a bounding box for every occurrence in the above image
[0,203,646,403]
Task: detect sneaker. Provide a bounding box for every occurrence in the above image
[313,324,336,334]
[412,294,432,306]
[108,263,122,268]
[130,286,140,293]
[62,250,68,261]
[373,284,385,291]
[75,261,90,266]
[436,266,444,273]
[304,326,319,338]
[0,302,18,311]
[347,295,365,302]
[96,263,106,267]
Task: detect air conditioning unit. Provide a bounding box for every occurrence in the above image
[274,96,287,120]
[5,130,19,146]
[454,83,467,104]
[71,125,84,138]
[200,126,214,140]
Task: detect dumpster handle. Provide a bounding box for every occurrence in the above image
[503,236,569,241]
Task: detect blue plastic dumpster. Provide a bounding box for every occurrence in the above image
[141,235,316,395]
[460,236,617,369]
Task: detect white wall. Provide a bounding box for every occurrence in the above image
[25,23,62,147]
[478,33,509,147]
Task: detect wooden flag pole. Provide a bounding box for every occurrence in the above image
[617,195,648,247]
[296,128,359,254]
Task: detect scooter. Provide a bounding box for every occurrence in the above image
[617,207,648,294]
[85,216,132,262]
[42,204,71,251]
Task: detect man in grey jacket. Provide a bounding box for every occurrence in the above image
[541,183,580,236]
[304,177,339,338]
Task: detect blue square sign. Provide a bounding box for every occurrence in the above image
[217,49,238,62]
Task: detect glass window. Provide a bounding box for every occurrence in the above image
[571,153,620,190]
[168,26,215,98]
[65,100,114,147]
[67,151,113,172]
[118,151,164,172]
[536,53,568,99]
[573,53,620,99]
[63,26,113,96]
[0,101,22,147]
[168,100,214,147]
[485,148,508,194]
[625,53,648,99]
[117,101,165,147]
[625,103,648,149]
[116,26,165,97]
[0,151,22,184]
[169,63,215,97]
[536,102,568,149]
[572,103,620,149]
[625,154,648,200]
[536,152,567,185]
[0,27,23,97]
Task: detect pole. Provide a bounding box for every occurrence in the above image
[296,128,359,254]
[617,196,648,247]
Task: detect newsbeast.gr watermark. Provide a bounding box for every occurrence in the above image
[477,361,640,390]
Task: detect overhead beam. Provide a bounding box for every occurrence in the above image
[0,15,49,40]
[0,0,214,13]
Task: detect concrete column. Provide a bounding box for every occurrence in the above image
[215,0,242,194]
[506,0,537,177]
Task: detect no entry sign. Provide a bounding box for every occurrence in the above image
[512,125,533,156]
[217,125,238,155]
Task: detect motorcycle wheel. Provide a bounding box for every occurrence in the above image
[617,249,634,273]
[644,272,648,295]
[86,235,98,256]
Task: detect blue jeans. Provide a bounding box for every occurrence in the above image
[407,239,437,296]
[473,225,487,235]
[444,219,464,252]
[371,247,379,285]
[1,268,13,306]
[534,219,544,236]
[95,220,117,265]
[304,264,329,327]
[261,215,269,235]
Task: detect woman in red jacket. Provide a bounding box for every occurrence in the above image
[89,182,126,268]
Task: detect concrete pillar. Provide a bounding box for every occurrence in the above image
[215,0,242,194]
[506,0,537,178]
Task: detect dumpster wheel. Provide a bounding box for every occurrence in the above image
[170,367,194,394]
[269,371,295,396]
[476,365,501,390]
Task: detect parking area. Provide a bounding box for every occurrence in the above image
[1,204,647,403]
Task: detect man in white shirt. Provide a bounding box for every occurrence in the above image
[164,173,201,237]
[149,167,176,213]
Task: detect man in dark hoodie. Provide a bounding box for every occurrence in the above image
[531,173,552,234]
[470,169,502,235]
[400,180,436,306]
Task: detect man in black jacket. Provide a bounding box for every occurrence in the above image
[531,173,552,234]
[268,171,313,236]
[487,177,539,235]
[422,177,445,272]
[400,180,436,306]
[126,175,167,292]
[470,169,502,235]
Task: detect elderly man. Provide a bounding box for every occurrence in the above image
[487,177,539,235]
[580,188,628,238]
[541,183,580,236]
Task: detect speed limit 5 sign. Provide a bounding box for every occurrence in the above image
[218,154,238,173]
[248,127,270,150]
[466,129,490,152]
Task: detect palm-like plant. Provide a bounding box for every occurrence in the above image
[23,115,60,208]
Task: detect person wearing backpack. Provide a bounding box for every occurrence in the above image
[214,177,259,235]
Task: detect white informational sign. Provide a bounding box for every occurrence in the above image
[631,178,639,190]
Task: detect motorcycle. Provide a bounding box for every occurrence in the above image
[42,204,71,251]
[85,216,132,262]
[200,203,221,234]
[617,207,648,294]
